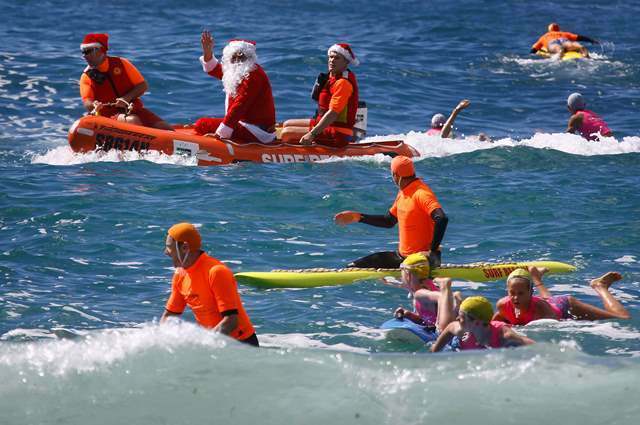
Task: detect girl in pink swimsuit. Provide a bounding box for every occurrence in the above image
[566,93,613,141]
[494,267,630,326]
[431,296,535,352]
[391,253,456,330]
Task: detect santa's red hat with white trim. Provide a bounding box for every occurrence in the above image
[328,43,359,65]
[223,39,257,57]
[81,33,109,51]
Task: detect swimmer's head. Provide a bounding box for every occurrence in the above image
[400,253,431,279]
[390,156,416,187]
[460,296,493,323]
[507,268,531,285]
[431,113,447,129]
[166,222,202,268]
[567,92,586,112]
[168,222,202,250]
[548,23,560,32]
[506,268,534,296]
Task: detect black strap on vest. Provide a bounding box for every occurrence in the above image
[311,72,329,101]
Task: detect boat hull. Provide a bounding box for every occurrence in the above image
[68,116,419,166]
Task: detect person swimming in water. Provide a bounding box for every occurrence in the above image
[493,267,630,325]
[566,92,613,141]
[388,253,461,332]
[426,99,469,138]
[530,23,599,58]
[426,99,490,141]
[431,295,534,352]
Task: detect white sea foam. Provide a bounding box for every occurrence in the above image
[31,145,198,166]
[615,255,637,264]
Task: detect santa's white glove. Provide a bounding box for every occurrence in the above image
[215,122,234,139]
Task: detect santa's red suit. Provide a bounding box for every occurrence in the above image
[196,40,276,143]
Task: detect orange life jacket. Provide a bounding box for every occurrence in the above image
[316,70,359,129]
[84,56,143,115]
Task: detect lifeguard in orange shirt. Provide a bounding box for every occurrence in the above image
[334,156,449,269]
[79,33,172,130]
[530,23,599,57]
[161,222,259,346]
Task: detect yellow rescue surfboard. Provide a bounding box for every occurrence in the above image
[235,260,576,289]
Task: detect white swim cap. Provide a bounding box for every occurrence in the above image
[431,113,446,128]
[567,93,586,112]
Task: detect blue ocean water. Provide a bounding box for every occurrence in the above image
[1,0,640,423]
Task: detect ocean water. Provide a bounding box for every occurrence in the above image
[1,0,640,424]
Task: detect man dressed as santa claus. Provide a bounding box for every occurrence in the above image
[195,31,276,144]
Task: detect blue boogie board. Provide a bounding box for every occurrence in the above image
[381,318,438,344]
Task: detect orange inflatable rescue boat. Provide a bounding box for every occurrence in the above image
[68,116,418,166]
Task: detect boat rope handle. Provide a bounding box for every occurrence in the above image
[90,99,134,117]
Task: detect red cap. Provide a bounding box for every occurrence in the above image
[548,23,560,32]
[390,156,415,177]
[168,222,202,251]
[81,33,109,51]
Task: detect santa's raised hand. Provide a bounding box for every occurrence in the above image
[201,30,215,62]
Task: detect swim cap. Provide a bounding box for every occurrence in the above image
[507,268,532,284]
[168,222,202,251]
[548,23,560,32]
[567,93,586,112]
[390,156,415,177]
[460,296,493,322]
[400,253,431,278]
[431,113,446,129]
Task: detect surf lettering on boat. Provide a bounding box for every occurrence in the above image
[261,153,333,163]
[95,126,154,152]
[482,266,520,279]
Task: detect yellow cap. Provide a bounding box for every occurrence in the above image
[507,268,531,284]
[460,296,493,322]
[400,253,431,278]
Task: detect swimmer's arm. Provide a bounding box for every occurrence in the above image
[380,277,409,289]
[567,113,583,134]
[414,289,441,304]
[491,301,508,323]
[161,309,182,322]
[430,321,461,352]
[536,300,559,320]
[502,326,534,347]
[441,100,470,138]
[214,311,239,336]
[396,308,422,324]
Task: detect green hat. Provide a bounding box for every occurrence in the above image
[507,268,531,284]
[460,296,493,322]
[400,253,431,278]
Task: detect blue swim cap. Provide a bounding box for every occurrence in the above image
[567,93,586,112]
[431,113,446,128]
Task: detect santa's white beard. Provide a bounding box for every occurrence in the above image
[221,59,256,98]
